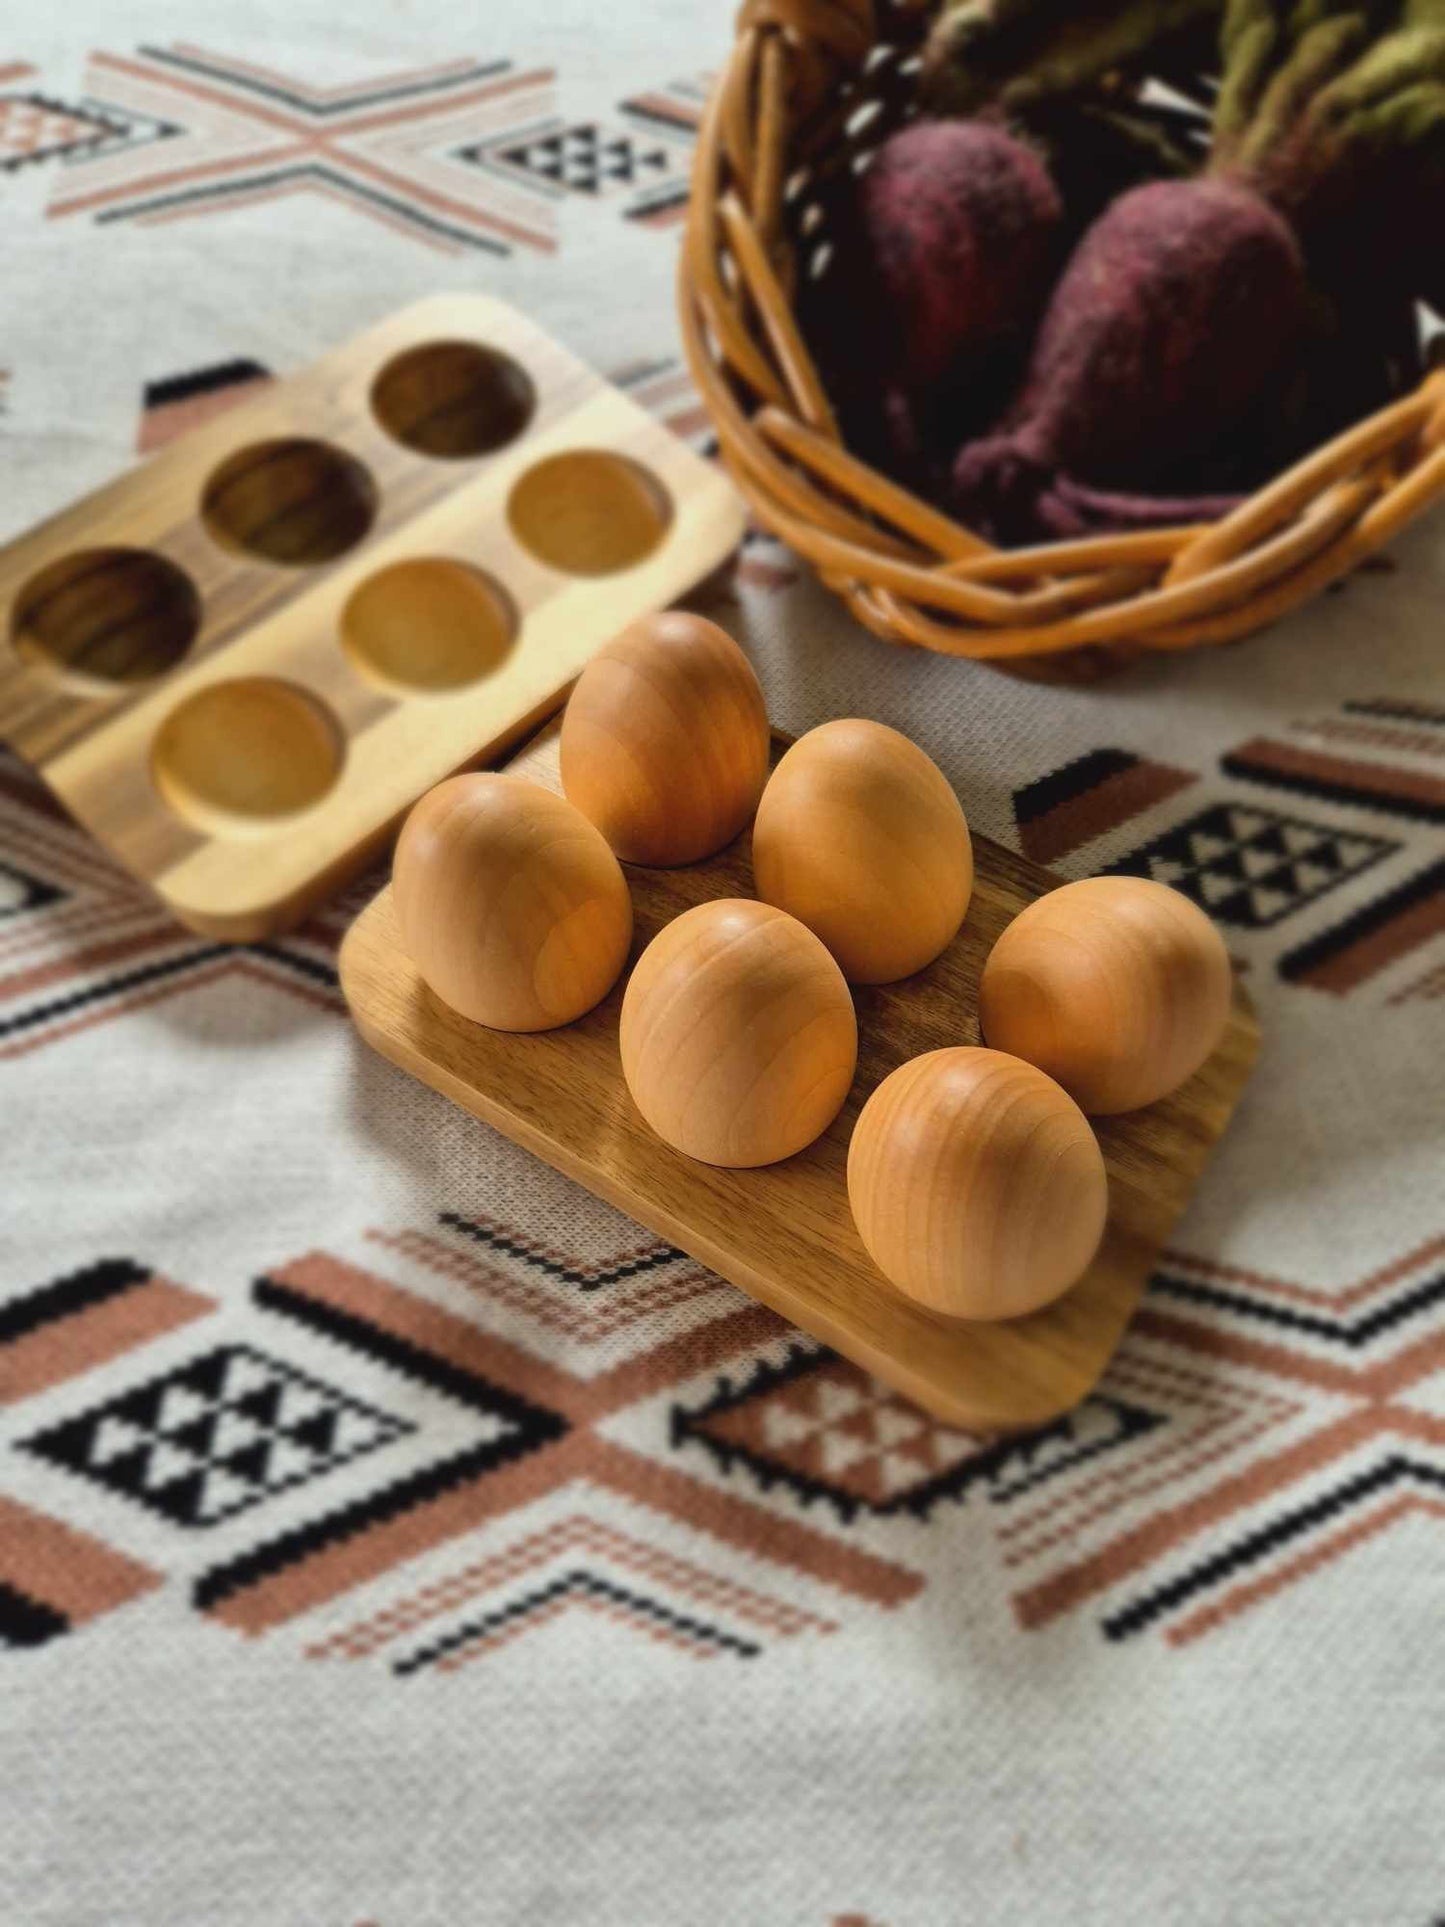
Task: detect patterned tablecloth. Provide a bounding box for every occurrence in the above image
[3,6,1443,1924]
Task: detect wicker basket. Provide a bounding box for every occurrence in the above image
[680,0,1445,679]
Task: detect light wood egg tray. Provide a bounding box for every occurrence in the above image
[341,722,1260,1431]
[0,296,745,937]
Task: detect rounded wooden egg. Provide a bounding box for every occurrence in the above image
[560,611,770,866]
[847,1048,1108,1322]
[619,898,857,1167]
[393,774,632,1032]
[751,718,973,983]
[979,875,1233,1114]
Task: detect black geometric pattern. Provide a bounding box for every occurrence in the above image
[0,90,121,172]
[21,1345,411,1528]
[142,357,272,413]
[1278,854,1445,987]
[672,1346,1163,1523]
[50,50,553,256]
[61,96,182,164]
[1103,1457,1445,1642]
[1108,802,1396,928]
[1152,1262,1445,1346]
[0,1580,69,1649]
[440,1210,684,1290]
[0,937,345,1050]
[984,1397,1168,1504]
[0,1257,149,1347]
[191,1276,570,1616]
[0,859,63,921]
[393,1571,760,1674]
[480,122,674,196]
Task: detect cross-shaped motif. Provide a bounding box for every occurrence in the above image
[49,44,559,255]
[189,1254,922,1636]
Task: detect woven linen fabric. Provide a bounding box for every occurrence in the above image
[3,5,1444,1924]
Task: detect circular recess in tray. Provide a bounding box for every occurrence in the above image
[340,558,518,694]
[200,438,378,565]
[371,341,536,459]
[10,547,201,686]
[151,677,345,835]
[507,451,672,576]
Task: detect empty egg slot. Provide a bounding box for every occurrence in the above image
[201,438,377,566]
[371,341,536,459]
[506,451,673,576]
[340,559,518,695]
[10,548,200,687]
[151,677,345,836]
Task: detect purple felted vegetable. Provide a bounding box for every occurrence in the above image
[951,176,1308,539]
[857,119,1065,388]
[951,4,1445,541]
[801,118,1064,486]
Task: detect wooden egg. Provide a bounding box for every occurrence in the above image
[620,898,857,1167]
[751,718,973,983]
[560,610,770,865]
[979,875,1233,1114]
[393,774,632,1032]
[847,1047,1108,1322]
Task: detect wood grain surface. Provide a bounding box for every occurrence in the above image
[0,296,745,938]
[341,722,1260,1430]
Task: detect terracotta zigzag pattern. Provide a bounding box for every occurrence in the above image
[997,1237,1445,1645]
[5,1218,1443,1656]
[0,748,365,1057]
[306,1514,837,1672]
[49,45,558,255]
[1,1234,923,1659]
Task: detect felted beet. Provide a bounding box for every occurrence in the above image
[951,177,1308,541]
[801,119,1064,488]
[856,119,1064,388]
[945,4,1445,541]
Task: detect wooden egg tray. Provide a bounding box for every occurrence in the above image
[0,297,745,938]
[341,722,1260,1432]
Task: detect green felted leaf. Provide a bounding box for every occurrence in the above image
[922,0,1223,114]
[1237,13,1372,164]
